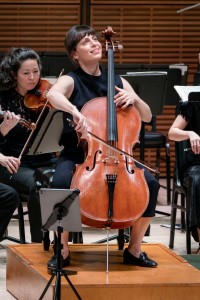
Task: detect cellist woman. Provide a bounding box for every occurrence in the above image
[47,25,159,270]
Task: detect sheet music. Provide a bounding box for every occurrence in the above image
[174,85,200,102]
[169,64,188,75]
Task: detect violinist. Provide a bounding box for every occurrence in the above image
[168,99,200,254]
[0,47,56,243]
[47,25,160,270]
[0,111,20,241]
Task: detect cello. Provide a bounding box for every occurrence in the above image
[70,26,149,230]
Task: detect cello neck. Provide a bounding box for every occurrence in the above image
[107,48,118,143]
[103,26,118,144]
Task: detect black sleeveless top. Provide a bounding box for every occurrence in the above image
[60,66,123,163]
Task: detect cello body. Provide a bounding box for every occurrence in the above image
[70,96,149,229]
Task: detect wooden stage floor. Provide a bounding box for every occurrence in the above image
[6,243,200,300]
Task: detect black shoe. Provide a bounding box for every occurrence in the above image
[123,248,158,268]
[47,253,71,274]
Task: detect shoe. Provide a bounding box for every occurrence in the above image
[47,253,71,275]
[123,248,158,268]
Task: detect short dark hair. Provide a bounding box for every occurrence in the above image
[65,25,97,57]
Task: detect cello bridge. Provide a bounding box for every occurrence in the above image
[102,156,119,164]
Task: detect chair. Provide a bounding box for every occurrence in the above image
[1,165,58,245]
[1,193,29,244]
[121,72,171,205]
[169,140,191,254]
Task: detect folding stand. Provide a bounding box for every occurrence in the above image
[27,108,64,155]
[39,188,82,300]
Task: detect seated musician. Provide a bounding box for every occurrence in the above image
[168,98,200,254]
[0,47,56,243]
[0,111,20,241]
[47,25,160,270]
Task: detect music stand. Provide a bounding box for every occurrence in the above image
[39,188,82,300]
[121,72,170,216]
[27,108,64,155]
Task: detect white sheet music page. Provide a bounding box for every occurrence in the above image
[174,85,200,102]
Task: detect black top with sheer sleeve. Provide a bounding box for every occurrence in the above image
[177,100,200,170]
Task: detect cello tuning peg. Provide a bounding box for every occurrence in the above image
[117,44,123,51]
[114,41,123,51]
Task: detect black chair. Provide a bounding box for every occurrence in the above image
[1,193,29,244]
[1,166,58,245]
[121,72,171,205]
[169,140,191,254]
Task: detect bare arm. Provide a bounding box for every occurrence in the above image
[168,114,200,154]
[168,115,191,141]
[47,75,87,132]
[117,77,152,123]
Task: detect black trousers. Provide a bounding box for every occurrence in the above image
[184,165,200,240]
[0,183,19,240]
[0,165,43,243]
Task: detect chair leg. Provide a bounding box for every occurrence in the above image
[180,194,186,232]
[71,232,83,244]
[166,145,171,205]
[43,232,51,251]
[169,191,178,249]
[17,202,26,244]
[155,148,161,181]
[2,202,26,244]
[186,211,191,254]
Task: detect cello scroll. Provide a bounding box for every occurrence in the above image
[102,26,123,53]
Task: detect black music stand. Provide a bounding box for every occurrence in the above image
[122,72,168,161]
[122,72,171,213]
[39,188,82,300]
[27,108,64,155]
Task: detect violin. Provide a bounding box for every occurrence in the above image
[17,79,54,159]
[24,79,53,110]
[0,110,35,130]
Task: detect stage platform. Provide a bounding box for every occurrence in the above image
[6,243,200,300]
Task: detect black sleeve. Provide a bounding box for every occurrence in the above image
[177,101,193,122]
